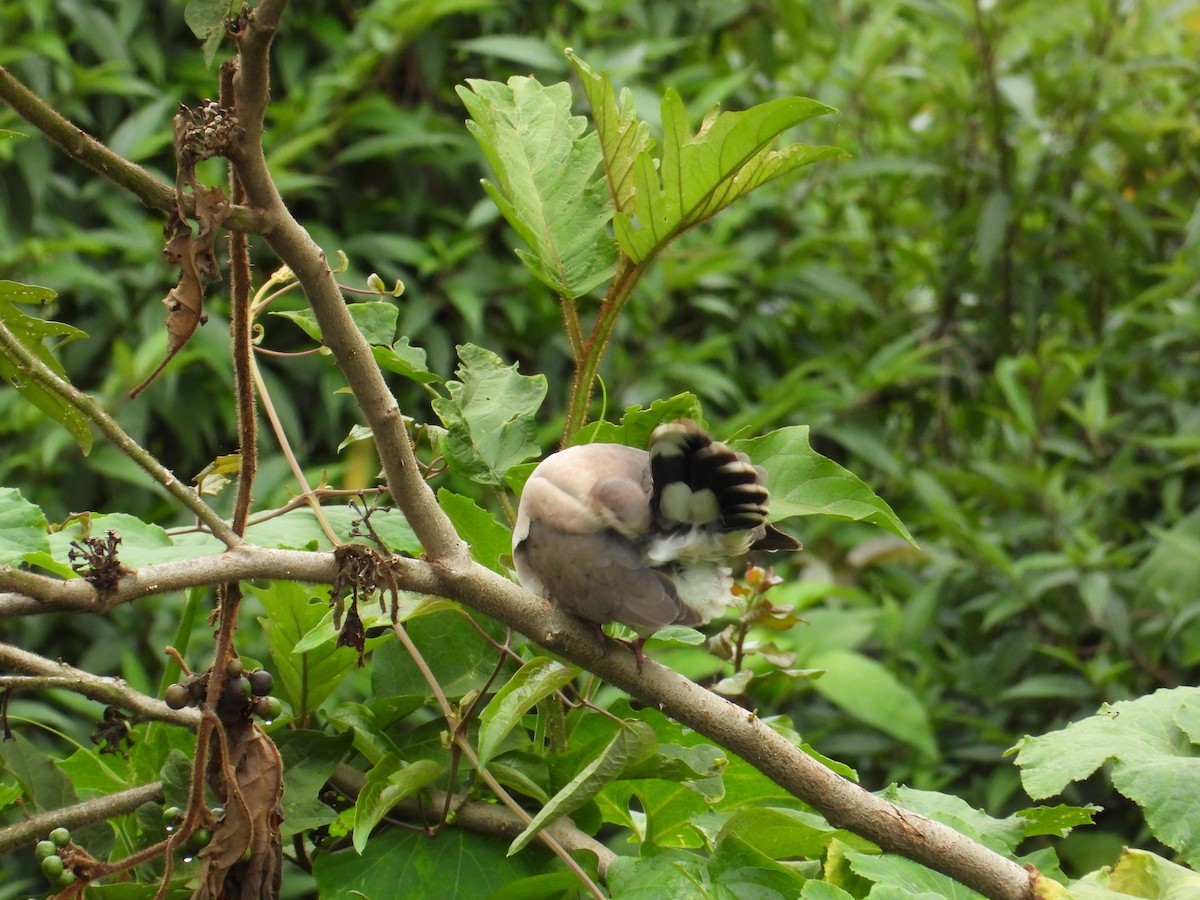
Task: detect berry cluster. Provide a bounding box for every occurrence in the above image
[164,658,281,721]
[34,827,75,890]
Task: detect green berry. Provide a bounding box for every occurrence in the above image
[49,827,71,846]
[40,854,64,879]
[162,805,183,824]
[189,828,211,849]
[226,658,245,678]
[34,839,57,860]
[210,806,225,820]
[254,695,282,720]
[57,871,76,887]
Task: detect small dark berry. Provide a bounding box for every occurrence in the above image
[165,683,191,709]
[248,670,273,696]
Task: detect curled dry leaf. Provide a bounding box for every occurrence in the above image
[130,103,236,398]
[198,719,284,899]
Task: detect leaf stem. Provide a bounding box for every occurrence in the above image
[562,256,644,443]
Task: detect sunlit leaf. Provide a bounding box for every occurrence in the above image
[431,343,546,485]
[458,76,617,297]
[568,52,845,264]
[735,426,916,546]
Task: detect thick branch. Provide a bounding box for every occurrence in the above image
[0,781,166,855]
[0,547,438,617]
[226,1,468,566]
[0,643,200,729]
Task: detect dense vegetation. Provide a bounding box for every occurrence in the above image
[1,1,1198,897]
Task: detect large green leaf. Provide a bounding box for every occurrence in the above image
[509,719,656,854]
[1015,686,1200,868]
[0,281,92,453]
[437,488,512,574]
[313,826,542,899]
[807,650,938,759]
[477,657,578,768]
[0,486,49,567]
[735,426,917,546]
[431,343,547,485]
[248,581,363,719]
[568,53,845,265]
[353,754,444,853]
[457,76,617,297]
[274,730,354,838]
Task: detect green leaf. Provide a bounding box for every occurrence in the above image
[573,393,706,448]
[567,53,845,264]
[0,281,92,453]
[353,754,444,853]
[1014,686,1200,867]
[0,487,49,566]
[606,838,807,899]
[183,0,234,67]
[437,488,512,574]
[1016,803,1099,839]
[313,827,542,900]
[370,609,511,702]
[274,730,354,838]
[248,581,363,719]
[846,849,983,898]
[509,719,656,854]
[1073,848,1200,897]
[735,425,917,546]
[372,336,440,384]
[430,343,547,485]
[717,807,842,861]
[807,650,938,758]
[478,657,578,767]
[457,76,617,297]
[273,301,398,346]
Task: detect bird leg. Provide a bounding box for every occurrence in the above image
[615,635,649,673]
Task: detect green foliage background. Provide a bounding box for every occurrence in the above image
[2,0,1200,894]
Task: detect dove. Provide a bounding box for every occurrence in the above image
[512,421,799,665]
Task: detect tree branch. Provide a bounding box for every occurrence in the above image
[0,65,266,232]
[0,781,167,856]
[0,643,200,729]
[226,1,468,567]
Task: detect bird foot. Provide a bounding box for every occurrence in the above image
[617,636,649,673]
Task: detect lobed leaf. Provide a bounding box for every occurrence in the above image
[457,76,617,297]
[567,55,845,264]
[1014,686,1200,868]
[431,343,546,486]
[0,486,49,567]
